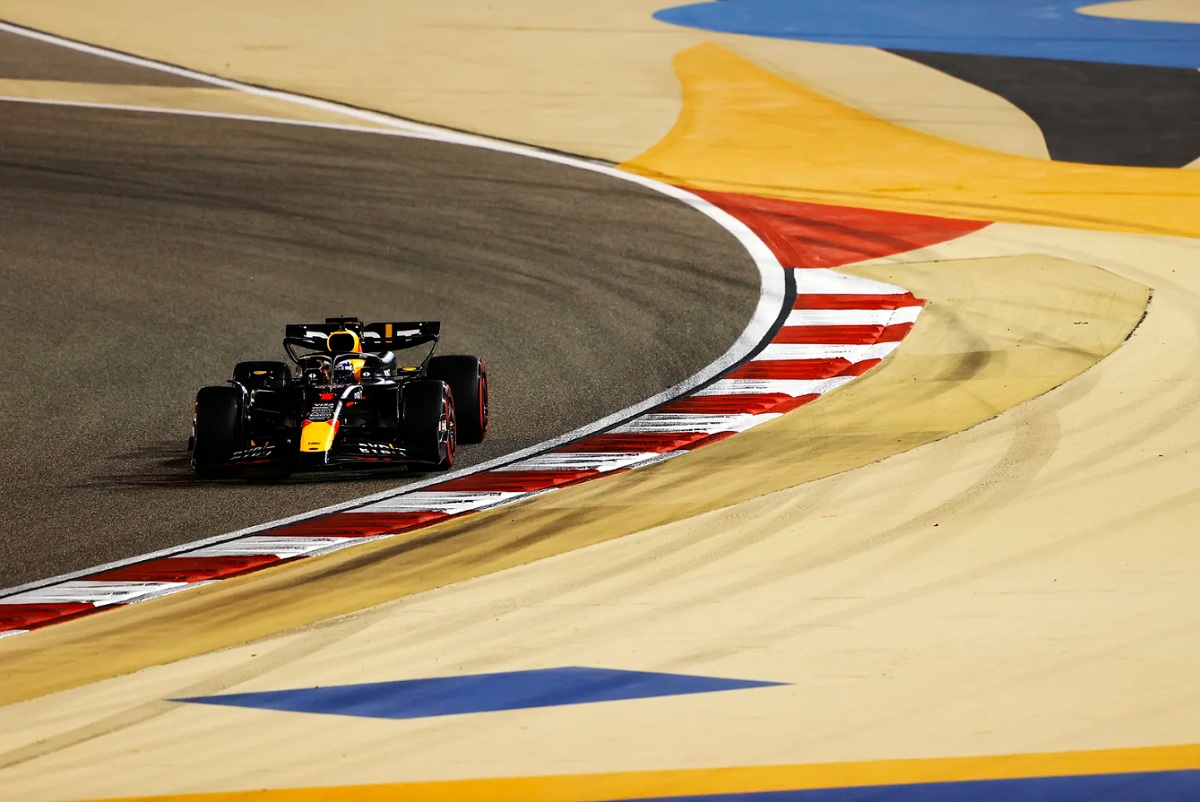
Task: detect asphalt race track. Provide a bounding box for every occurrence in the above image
[0,35,760,587]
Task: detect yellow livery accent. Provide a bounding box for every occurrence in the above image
[300,421,338,453]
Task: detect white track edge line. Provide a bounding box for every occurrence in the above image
[0,20,786,598]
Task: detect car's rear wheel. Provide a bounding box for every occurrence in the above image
[193,385,244,479]
[427,355,488,444]
[403,380,456,470]
[233,360,291,390]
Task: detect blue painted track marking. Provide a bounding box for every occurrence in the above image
[653,1,1200,69]
[174,666,785,720]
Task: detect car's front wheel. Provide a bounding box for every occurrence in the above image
[427,355,488,444]
[192,385,244,479]
[403,380,456,470]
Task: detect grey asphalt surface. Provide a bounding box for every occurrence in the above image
[0,93,760,588]
[0,29,204,85]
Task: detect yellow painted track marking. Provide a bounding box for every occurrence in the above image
[621,43,1200,238]
[69,743,1200,801]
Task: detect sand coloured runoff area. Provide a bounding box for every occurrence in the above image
[1079,0,1200,23]
[0,0,1198,796]
[0,0,1060,163]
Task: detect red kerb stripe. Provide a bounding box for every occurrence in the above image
[690,191,987,269]
[435,470,598,492]
[0,602,102,632]
[793,293,923,310]
[679,431,738,450]
[91,555,283,583]
[728,359,882,380]
[661,394,819,415]
[264,511,448,537]
[770,394,822,413]
[774,322,915,345]
[878,322,915,342]
[775,325,885,345]
[660,394,794,415]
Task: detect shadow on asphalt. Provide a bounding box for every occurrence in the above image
[85,442,439,489]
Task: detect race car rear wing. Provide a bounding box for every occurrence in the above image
[363,321,441,350]
[283,319,440,358]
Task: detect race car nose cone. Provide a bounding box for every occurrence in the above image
[300,420,339,453]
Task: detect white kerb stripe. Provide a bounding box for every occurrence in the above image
[355,491,527,514]
[0,629,28,639]
[785,306,922,327]
[885,305,923,325]
[610,413,782,434]
[185,536,363,559]
[724,413,783,432]
[756,342,901,362]
[495,452,670,472]
[0,580,188,606]
[696,377,858,397]
[610,414,750,434]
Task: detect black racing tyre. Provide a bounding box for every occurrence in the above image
[233,360,291,390]
[193,385,243,479]
[427,355,488,444]
[402,380,456,470]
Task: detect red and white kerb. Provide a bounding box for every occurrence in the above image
[0,268,922,638]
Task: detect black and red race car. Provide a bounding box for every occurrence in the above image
[189,317,487,479]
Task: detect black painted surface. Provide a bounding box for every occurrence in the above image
[891,50,1200,168]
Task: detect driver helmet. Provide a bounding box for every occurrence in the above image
[332,359,358,385]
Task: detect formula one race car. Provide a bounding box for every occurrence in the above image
[189,317,488,479]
